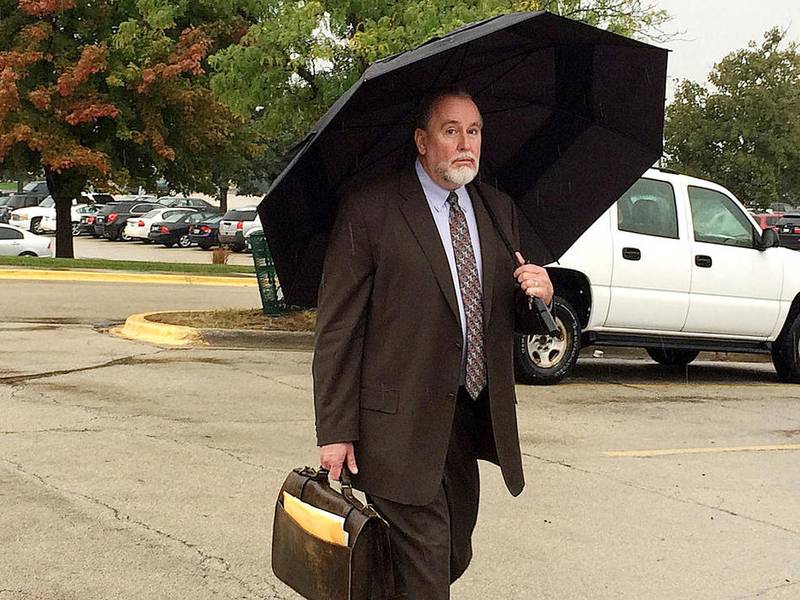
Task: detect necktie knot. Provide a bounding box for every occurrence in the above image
[446,191,459,209]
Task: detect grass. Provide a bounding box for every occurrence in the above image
[0,182,17,192]
[148,309,316,331]
[0,255,255,275]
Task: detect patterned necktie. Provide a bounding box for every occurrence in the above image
[446,191,486,400]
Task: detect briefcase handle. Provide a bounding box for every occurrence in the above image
[314,466,382,520]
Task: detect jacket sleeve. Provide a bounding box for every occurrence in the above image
[312,193,375,446]
[510,198,552,336]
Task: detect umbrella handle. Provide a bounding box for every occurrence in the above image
[471,183,559,336]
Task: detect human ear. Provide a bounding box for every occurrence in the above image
[414,128,426,155]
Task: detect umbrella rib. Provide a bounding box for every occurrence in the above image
[471,50,537,97]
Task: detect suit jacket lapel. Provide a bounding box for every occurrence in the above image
[469,181,497,327]
[397,167,460,325]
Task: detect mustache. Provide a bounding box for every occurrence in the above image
[450,152,477,165]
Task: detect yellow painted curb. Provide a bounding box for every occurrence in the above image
[0,268,257,287]
[112,312,206,346]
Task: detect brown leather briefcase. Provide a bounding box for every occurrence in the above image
[272,466,401,600]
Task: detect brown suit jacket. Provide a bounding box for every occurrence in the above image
[312,165,549,506]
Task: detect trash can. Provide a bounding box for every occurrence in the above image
[249,231,283,315]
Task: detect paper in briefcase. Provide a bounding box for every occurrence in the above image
[271,466,401,600]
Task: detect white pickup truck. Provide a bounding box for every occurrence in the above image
[515,168,800,384]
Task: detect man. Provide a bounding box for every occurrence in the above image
[313,89,554,599]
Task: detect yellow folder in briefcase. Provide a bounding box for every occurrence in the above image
[283,491,349,546]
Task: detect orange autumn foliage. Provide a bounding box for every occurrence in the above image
[18,0,76,17]
[43,144,110,174]
[0,68,21,120]
[56,44,107,96]
[20,22,53,47]
[137,27,213,93]
[62,100,119,125]
[0,50,44,70]
[27,87,51,110]
[0,124,41,160]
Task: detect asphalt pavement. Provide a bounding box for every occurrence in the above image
[1,278,799,599]
[59,233,255,266]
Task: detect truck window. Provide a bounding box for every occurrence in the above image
[688,186,755,248]
[617,178,678,238]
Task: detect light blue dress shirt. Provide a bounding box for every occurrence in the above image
[415,159,483,380]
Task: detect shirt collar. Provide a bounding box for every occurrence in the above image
[415,158,466,213]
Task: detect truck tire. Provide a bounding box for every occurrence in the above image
[30,217,43,234]
[645,347,699,366]
[772,312,800,383]
[514,296,581,385]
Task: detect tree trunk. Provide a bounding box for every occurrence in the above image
[54,197,74,257]
[45,167,87,259]
[17,180,23,193]
[217,184,229,213]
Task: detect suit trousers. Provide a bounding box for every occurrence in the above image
[366,387,487,600]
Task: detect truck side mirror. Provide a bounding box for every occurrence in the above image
[758,228,780,251]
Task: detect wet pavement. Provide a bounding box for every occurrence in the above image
[1,280,799,599]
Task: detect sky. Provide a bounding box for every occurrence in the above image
[654,0,800,101]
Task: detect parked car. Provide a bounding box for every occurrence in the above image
[514,167,800,384]
[157,196,217,210]
[94,201,161,240]
[123,207,197,242]
[41,204,99,236]
[776,214,800,251]
[218,207,261,252]
[0,223,53,257]
[148,211,219,247]
[188,214,224,250]
[10,196,88,234]
[750,212,783,233]
[0,183,48,223]
[0,180,50,223]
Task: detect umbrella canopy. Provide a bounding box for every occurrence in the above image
[259,10,668,307]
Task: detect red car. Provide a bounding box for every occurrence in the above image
[750,212,783,232]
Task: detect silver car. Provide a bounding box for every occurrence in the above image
[218,207,261,252]
[0,223,53,257]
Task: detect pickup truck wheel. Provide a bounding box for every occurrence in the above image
[645,347,700,366]
[71,222,80,236]
[772,313,800,382]
[30,217,43,234]
[514,296,581,385]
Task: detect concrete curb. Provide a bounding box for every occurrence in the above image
[112,311,314,349]
[113,313,208,346]
[112,312,770,363]
[0,268,257,287]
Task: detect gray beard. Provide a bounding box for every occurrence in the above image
[438,162,479,187]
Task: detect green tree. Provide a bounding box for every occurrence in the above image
[0,0,262,256]
[664,28,800,209]
[210,0,671,182]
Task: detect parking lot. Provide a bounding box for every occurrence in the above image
[1,318,798,600]
[56,230,255,267]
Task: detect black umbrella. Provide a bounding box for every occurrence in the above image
[258,10,668,308]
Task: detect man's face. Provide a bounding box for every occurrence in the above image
[415,95,482,190]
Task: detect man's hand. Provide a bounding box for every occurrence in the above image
[513,251,553,305]
[319,442,358,481]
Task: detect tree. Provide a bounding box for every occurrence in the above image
[0,0,262,256]
[664,28,800,209]
[210,0,671,183]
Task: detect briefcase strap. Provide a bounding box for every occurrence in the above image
[375,520,404,600]
[316,467,403,599]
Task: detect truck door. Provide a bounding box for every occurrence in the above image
[682,186,782,337]
[605,177,692,331]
